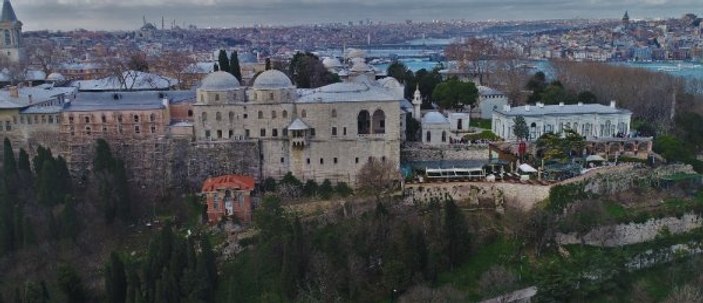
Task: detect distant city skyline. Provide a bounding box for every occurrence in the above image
[11,0,703,31]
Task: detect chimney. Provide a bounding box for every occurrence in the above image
[610,100,616,108]
[28,94,32,104]
[524,105,530,111]
[577,102,583,106]
[9,86,18,98]
[559,102,564,107]
[162,98,169,108]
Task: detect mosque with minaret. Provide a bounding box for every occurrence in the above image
[0,0,23,63]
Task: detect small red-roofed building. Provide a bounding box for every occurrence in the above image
[201,175,256,224]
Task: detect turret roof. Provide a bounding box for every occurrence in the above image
[1,0,17,23]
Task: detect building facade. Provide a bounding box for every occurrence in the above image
[492,102,632,141]
[0,0,23,63]
[193,70,402,184]
[201,174,255,223]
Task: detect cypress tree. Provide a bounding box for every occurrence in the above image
[60,198,80,241]
[217,50,230,74]
[17,148,30,174]
[94,139,113,173]
[0,189,15,255]
[3,138,16,176]
[105,252,127,303]
[57,263,86,303]
[230,51,242,82]
[265,58,271,71]
[443,198,471,269]
[213,63,219,72]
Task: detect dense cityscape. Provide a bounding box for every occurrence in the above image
[2,0,703,302]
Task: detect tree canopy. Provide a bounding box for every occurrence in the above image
[432,78,478,111]
[513,116,529,141]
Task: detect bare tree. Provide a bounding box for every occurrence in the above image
[25,40,59,75]
[445,38,500,85]
[356,157,400,199]
[0,54,28,84]
[149,51,197,90]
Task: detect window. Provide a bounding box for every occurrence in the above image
[332,127,337,136]
[320,158,324,165]
[134,126,140,134]
[306,158,310,165]
[426,131,431,142]
[441,131,446,142]
[150,113,156,122]
[357,110,370,134]
[134,115,140,123]
[205,130,211,139]
[243,113,248,119]
[334,157,338,164]
[117,115,122,123]
[269,92,274,100]
[188,110,193,117]
[202,112,207,122]
[310,128,316,136]
[258,111,264,119]
[217,130,222,138]
[331,109,337,118]
[343,127,347,135]
[271,110,277,119]
[301,110,307,118]
[84,116,90,123]
[245,129,250,138]
[282,110,288,118]
[151,126,156,133]
[280,157,285,163]
[70,126,74,136]
[85,126,91,135]
[355,157,359,164]
[283,129,288,137]
[229,130,233,138]
[215,94,220,101]
[272,129,278,137]
[260,129,266,137]
[372,109,386,134]
[229,112,234,122]
[101,115,107,123]
[41,115,46,124]
[216,112,222,121]
[457,118,463,130]
[4,30,10,46]
[48,116,54,124]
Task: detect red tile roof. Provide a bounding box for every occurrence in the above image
[201,175,255,192]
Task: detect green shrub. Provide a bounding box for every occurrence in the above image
[319,179,333,199]
[262,177,277,192]
[464,130,500,142]
[335,182,353,197]
[303,180,319,197]
[548,183,587,213]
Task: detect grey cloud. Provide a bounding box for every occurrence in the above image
[10,0,703,31]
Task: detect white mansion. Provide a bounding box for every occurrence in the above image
[492,101,632,141]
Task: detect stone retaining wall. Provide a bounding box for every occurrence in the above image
[556,213,703,247]
[404,181,551,210]
[401,143,489,162]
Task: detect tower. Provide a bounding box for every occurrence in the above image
[622,11,630,25]
[0,0,23,63]
[412,85,422,121]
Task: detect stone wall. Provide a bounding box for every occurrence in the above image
[58,138,261,194]
[564,163,696,195]
[401,143,489,162]
[403,182,550,210]
[556,213,703,247]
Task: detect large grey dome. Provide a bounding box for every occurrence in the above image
[46,72,66,81]
[253,70,292,89]
[200,71,240,90]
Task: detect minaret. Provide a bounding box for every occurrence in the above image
[0,0,23,63]
[412,85,422,121]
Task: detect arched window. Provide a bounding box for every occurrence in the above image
[331,109,337,118]
[371,109,386,134]
[134,115,140,123]
[85,126,92,135]
[216,112,222,121]
[441,131,447,142]
[229,111,234,122]
[426,131,431,142]
[357,110,370,134]
[271,110,277,119]
[150,113,156,122]
[258,111,264,119]
[4,30,10,46]
[282,110,288,118]
[201,112,207,122]
[301,110,307,118]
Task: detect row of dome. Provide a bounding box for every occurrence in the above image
[200,70,293,91]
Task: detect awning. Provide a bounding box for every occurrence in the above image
[287,118,310,130]
[518,163,538,173]
[586,155,606,162]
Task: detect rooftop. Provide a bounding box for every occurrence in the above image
[494,103,631,116]
[201,175,255,192]
[66,91,194,112]
[297,82,399,103]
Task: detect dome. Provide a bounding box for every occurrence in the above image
[46,72,65,81]
[318,82,369,93]
[351,61,373,73]
[423,112,449,124]
[322,57,342,68]
[346,48,366,59]
[253,70,292,88]
[378,77,402,89]
[200,71,240,90]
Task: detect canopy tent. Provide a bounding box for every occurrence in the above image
[518,163,538,173]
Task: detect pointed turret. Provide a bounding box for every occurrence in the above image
[412,85,422,121]
[622,11,630,25]
[0,0,17,23]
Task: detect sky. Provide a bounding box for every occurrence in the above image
[9,0,703,31]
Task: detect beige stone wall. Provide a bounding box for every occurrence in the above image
[404,181,551,210]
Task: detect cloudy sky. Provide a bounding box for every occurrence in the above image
[9,0,702,31]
